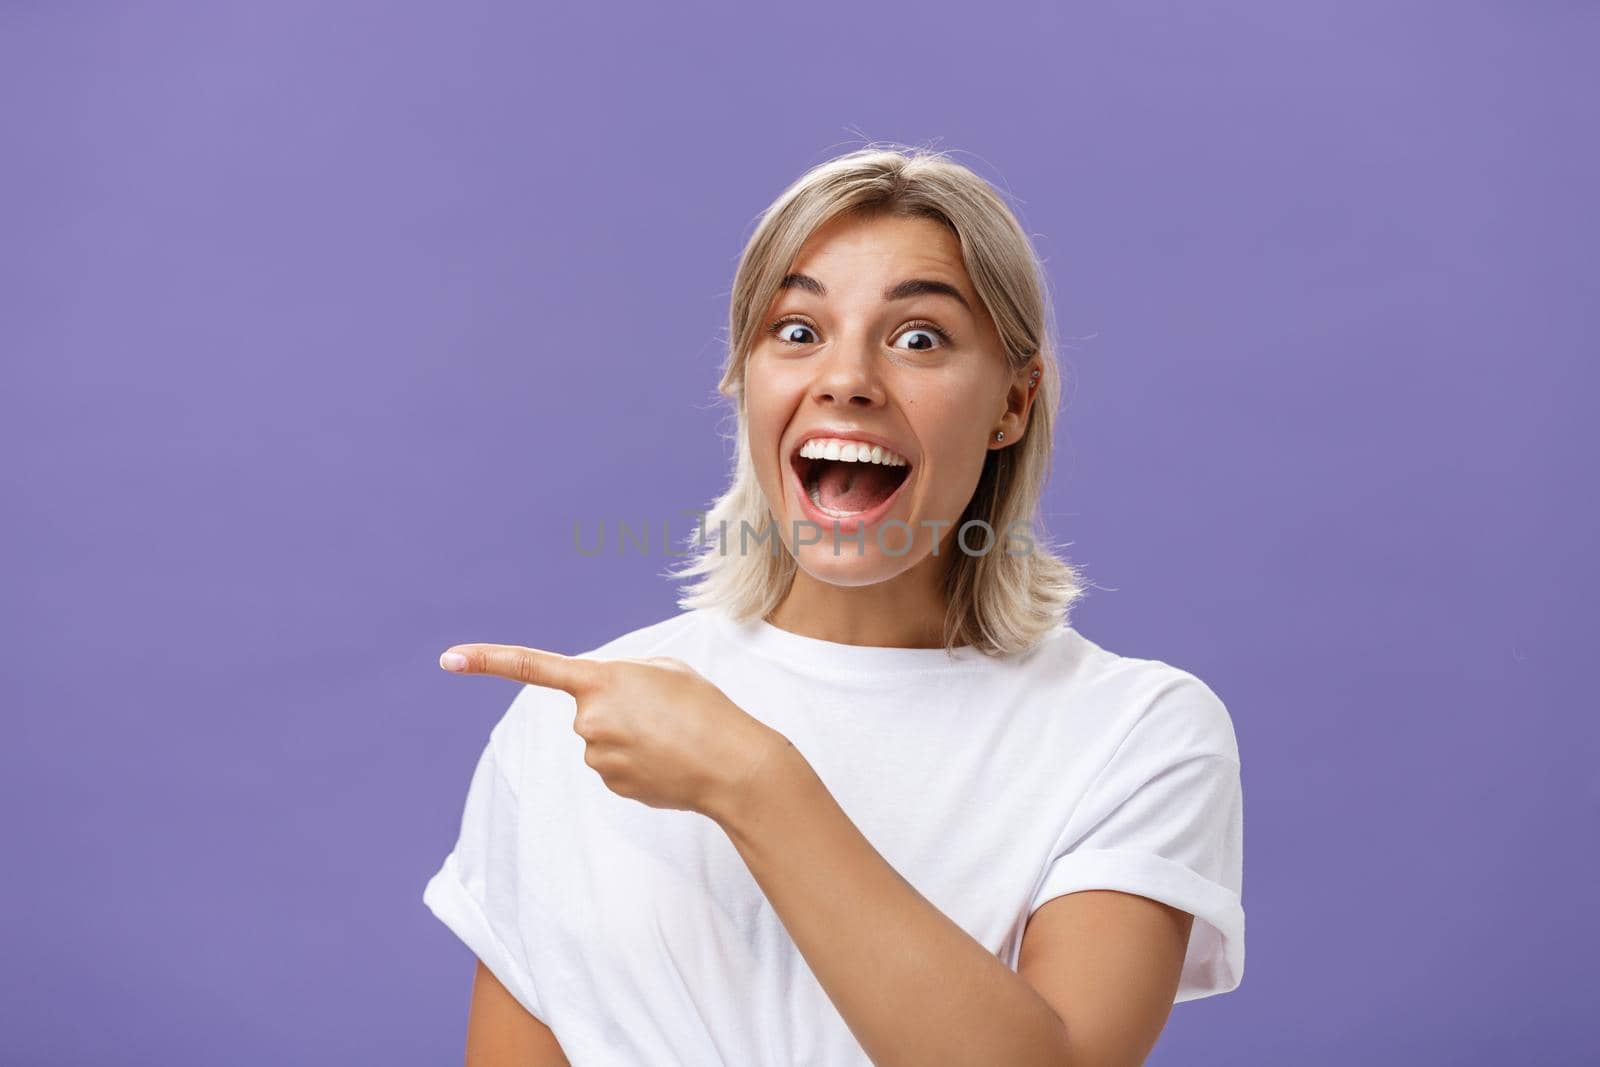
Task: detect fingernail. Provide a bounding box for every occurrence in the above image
[439,651,468,672]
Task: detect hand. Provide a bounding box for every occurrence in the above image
[438,643,789,821]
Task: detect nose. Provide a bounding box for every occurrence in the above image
[809,340,886,408]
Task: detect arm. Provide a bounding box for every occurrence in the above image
[464,959,571,1067]
[1018,891,1192,1066]
[708,738,1190,1067]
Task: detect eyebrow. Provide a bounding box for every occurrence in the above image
[777,272,972,314]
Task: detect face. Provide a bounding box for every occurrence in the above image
[743,210,1038,587]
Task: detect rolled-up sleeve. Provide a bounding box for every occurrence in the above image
[422,702,546,1020]
[1029,676,1245,1003]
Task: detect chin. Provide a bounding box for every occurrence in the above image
[792,544,920,588]
[782,512,932,584]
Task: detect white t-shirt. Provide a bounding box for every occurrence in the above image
[423,606,1244,1064]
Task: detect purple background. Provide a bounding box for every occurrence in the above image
[4,2,1593,1063]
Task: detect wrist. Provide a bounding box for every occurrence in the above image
[705,726,798,831]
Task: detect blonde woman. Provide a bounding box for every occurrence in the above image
[424,145,1244,1065]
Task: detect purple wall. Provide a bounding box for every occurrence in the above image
[4,2,1592,1063]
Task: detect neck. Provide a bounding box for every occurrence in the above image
[765,553,954,649]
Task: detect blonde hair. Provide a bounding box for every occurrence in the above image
[667,143,1089,657]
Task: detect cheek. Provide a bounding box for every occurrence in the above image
[907,392,992,504]
[741,362,798,485]
[925,441,988,507]
[908,378,985,443]
[742,354,787,419]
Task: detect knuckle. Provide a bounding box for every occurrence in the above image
[573,704,616,745]
[528,653,556,688]
[583,661,614,691]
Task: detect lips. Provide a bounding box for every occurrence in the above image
[786,438,915,537]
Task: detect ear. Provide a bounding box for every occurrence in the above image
[990,359,1044,450]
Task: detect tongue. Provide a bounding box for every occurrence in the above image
[816,461,900,512]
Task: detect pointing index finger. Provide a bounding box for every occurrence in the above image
[439,643,601,695]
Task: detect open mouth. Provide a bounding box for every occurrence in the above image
[789,439,913,519]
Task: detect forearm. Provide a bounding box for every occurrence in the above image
[708,739,1074,1067]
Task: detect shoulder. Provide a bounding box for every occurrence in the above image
[1049,627,1240,766]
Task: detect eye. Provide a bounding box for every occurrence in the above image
[893,319,954,352]
[765,314,955,351]
[766,315,818,346]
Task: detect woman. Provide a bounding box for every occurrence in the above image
[424,145,1244,1065]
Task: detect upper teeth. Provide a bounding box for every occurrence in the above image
[798,437,909,466]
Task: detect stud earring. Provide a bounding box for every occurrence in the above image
[995,431,1005,442]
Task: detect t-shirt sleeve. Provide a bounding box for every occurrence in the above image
[422,689,547,1021]
[1028,672,1244,1003]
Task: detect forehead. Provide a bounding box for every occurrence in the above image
[788,212,970,290]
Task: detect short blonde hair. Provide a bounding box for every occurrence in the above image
[668,143,1088,657]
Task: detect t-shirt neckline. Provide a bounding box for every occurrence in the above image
[707,607,997,674]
